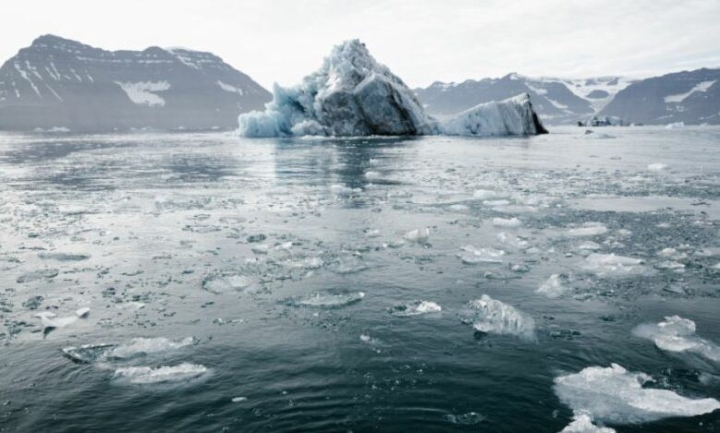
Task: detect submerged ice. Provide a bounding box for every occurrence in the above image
[238,40,546,138]
[554,364,720,425]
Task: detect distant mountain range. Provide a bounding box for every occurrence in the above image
[0,35,271,132]
[415,69,720,125]
[0,35,718,131]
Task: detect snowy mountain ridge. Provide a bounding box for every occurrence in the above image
[416,74,636,125]
[0,34,272,131]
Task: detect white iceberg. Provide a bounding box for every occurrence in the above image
[554,363,719,424]
[238,40,546,138]
[113,363,209,385]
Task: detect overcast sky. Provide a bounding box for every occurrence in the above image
[2,0,719,89]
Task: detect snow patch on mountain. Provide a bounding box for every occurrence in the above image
[664,80,716,103]
[115,81,170,107]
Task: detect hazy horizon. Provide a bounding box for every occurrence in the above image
[1,0,720,89]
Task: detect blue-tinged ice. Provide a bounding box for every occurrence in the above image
[238,40,546,138]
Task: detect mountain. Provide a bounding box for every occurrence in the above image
[237,40,545,138]
[599,68,720,125]
[0,35,272,132]
[415,74,635,125]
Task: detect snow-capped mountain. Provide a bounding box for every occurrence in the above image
[238,40,545,138]
[415,74,635,125]
[600,68,720,125]
[0,35,271,131]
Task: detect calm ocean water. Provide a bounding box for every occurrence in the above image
[1,126,719,432]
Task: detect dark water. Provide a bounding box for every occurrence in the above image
[0,127,719,432]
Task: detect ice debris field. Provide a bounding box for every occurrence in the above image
[0,125,720,431]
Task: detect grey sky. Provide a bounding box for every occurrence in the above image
[2,0,719,89]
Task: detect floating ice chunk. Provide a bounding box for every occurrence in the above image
[560,413,615,433]
[36,311,79,329]
[714,262,720,270]
[537,274,571,299]
[462,295,535,340]
[567,223,608,237]
[655,260,685,272]
[288,290,365,308]
[231,397,248,403]
[448,204,469,212]
[113,363,209,385]
[38,252,90,261]
[403,228,431,244]
[75,307,90,318]
[364,229,381,238]
[458,245,505,264]
[202,274,254,294]
[108,337,197,359]
[473,189,500,200]
[581,254,649,277]
[657,248,687,261]
[492,217,522,228]
[577,241,601,251]
[647,163,668,171]
[665,122,685,129]
[633,316,720,362]
[484,199,511,207]
[62,344,119,363]
[390,300,442,317]
[443,412,486,425]
[553,363,720,424]
[17,269,59,283]
[496,232,530,249]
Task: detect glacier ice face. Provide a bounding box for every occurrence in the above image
[238,40,546,138]
[554,363,720,425]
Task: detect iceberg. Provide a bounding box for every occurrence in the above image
[238,40,547,138]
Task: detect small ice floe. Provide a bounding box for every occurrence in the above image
[577,241,601,252]
[654,260,685,272]
[63,344,119,363]
[567,223,608,238]
[287,290,365,308]
[448,204,469,212]
[560,412,615,433]
[404,228,431,244]
[38,252,90,261]
[496,232,530,250]
[492,217,522,228]
[202,273,254,294]
[553,364,719,425]
[632,316,720,362]
[458,245,505,265]
[443,412,485,425]
[580,254,649,278]
[647,163,668,171]
[107,337,197,359]
[113,363,209,385]
[17,269,59,283]
[657,247,688,261]
[473,189,501,200]
[251,244,269,255]
[364,228,381,238]
[536,274,571,299]
[63,337,197,363]
[231,396,248,403]
[389,300,442,317]
[461,295,535,340]
[327,256,369,274]
[36,310,88,330]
